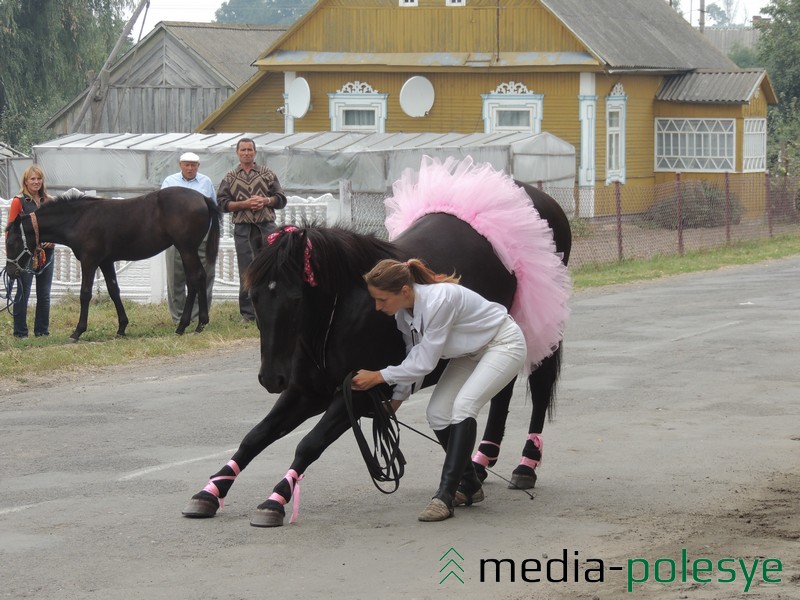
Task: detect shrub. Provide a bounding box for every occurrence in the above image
[640,180,743,229]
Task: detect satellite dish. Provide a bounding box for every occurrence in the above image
[399,76,435,117]
[287,77,311,118]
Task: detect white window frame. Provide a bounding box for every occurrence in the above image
[446,0,466,6]
[328,81,388,133]
[743,118,767,172]
[655,118,735,172]
[605,84,627,184]
[399,0,418,6]
[481,82,543,134]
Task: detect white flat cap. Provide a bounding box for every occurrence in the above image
[179,152,200,162]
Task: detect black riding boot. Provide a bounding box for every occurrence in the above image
[419,418,478,522]
[436,425,484,506]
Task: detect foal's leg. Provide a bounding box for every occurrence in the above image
[99,260,129,338]
[250,392,354,527]
[182,386,325,518]
[175,250,206,335]
[509,345,562,490]
[69,264,100,342]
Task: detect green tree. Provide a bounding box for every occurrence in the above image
[0,0,131,151]
[758,0,800,104]
[215,0,316,26]
[757,0,800,173]
[706,3,731,25]
[728,43,762,67]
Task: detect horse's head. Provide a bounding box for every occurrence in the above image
[4,215,34,279]
[246,226,318,393]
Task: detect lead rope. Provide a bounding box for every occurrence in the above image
[342,372,405,493]
[341,373,535,500]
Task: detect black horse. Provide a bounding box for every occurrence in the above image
[4,186,221,340]
[182,180,570,527]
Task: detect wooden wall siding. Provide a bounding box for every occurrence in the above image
[744,89,768,118]
[282,2,585,55]
[286,71,585,136]
[209,74,285,133]
[61,87,230,134]
[113,38,224,88]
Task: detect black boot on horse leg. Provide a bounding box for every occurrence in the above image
[250,470,302,528]
[509,433,543,490]
[509,347,560,490]
[182,460,242,518]
[419,418,477,522]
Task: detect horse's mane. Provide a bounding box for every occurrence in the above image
[245,223,401,294]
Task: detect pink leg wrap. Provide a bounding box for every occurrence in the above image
[202,460,240,509]
[472,440,501,468]
[268,469,304,524]
[518,433,544,469]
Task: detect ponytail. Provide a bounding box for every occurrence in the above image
[364,258,459,293]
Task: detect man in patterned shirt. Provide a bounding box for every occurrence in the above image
[217,137,287,321]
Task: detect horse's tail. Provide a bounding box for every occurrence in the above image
[205,197,221,263]
[528,342,562,424]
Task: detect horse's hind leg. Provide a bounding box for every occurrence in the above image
[175,250,206,335]
[69,265,100,342]
[470,378,515,482]
[183,386,324,518]
[509,345,562,490]
[99,261,129,337]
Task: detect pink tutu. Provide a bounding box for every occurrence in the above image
[385,155,571,371]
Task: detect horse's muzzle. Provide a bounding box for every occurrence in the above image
[258,371,288,394]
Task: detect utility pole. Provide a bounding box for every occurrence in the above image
[71,0,150,133]
[699,0,705,33]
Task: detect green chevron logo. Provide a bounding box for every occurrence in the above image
[439,547,465,584]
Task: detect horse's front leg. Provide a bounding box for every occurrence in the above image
[250,392,353,528]
[182,385,325,519]
[176,250,206,335]
[99,261,129,337]
[68,264,100,342]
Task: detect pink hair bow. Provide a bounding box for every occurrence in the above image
[266,226,317,287]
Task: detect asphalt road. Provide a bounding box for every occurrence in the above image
[2,256,799,600]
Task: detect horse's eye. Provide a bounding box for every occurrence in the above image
[268,281,277,291]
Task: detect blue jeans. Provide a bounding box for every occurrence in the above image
[13,256,54,338]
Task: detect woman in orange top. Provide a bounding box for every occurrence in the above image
[6,165,54,338]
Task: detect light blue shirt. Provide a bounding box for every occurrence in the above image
[161,172,217,202]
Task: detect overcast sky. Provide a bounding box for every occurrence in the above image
[127,0,771,40]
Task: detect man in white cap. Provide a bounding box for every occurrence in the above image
[161,152,218,324]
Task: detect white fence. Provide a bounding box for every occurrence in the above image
[1,194,335,304]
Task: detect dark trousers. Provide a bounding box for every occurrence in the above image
[13,259,54,337]
[233,221,277,319]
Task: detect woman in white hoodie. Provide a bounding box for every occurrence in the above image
[352,258,527,522]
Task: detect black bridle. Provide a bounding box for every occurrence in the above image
[5,216,35,273]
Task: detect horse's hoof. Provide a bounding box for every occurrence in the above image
[182,497,219,518]
[194,323,206,333]
[508,471,537,490]
[474,463,488,483]
[67,337,79,344]
[250,508,285,528]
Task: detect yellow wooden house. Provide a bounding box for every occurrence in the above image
[199,0,777,217]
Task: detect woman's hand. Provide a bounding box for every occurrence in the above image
[352,369,384,391]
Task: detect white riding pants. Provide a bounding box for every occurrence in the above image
[426,316,527,430]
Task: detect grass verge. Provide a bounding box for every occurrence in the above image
[2,233,799,381]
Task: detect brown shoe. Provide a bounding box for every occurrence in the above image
[453,486,485,507]
[418,497,454,522]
